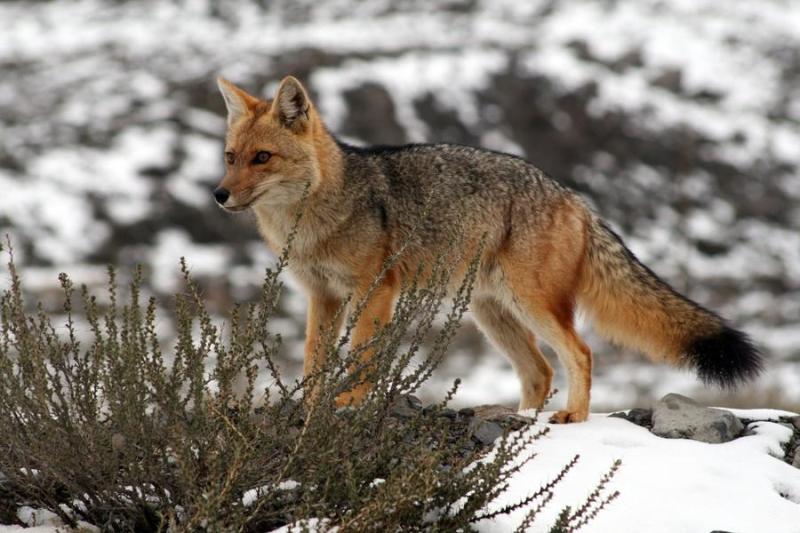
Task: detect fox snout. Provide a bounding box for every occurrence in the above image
[213,187,230,206]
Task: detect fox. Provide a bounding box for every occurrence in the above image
[213,75,763,423]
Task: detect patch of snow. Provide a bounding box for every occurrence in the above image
[243,479,300,507]
[312,49,508,141]
[12,506,99,533]
[268,518,335,533]
[476,413,800,532]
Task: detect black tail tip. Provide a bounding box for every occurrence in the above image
[687,326,764,388]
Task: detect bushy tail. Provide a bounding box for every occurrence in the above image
[578,217,763,387]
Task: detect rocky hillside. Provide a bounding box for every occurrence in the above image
[1,0,798,409]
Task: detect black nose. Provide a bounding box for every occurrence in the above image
[213,187,230,205]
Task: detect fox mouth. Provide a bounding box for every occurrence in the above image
[221,204,250,213]
[220,190,267,212]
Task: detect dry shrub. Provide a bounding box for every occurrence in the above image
[0,235,619,532]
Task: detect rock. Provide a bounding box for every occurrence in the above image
[473,404,535,431]
[469,419,504,446]
[609,408,653,428]
[437,408,458,419]
[608,48,644,73]
[627,408,654,427]
[458,407,475,417]
[473,404,516,419]
[390,395,422,418]
[651,67,683,93]
[789,415,800,431]
[651,393,744,443]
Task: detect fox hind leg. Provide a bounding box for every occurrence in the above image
[516,300,593,423]
[472,297,554,411]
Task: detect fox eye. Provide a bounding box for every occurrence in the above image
[252,151,271,165]
[225,152,235,164]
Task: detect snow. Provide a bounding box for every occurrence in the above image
[242,479,301,507]
[268,518,335,533]
[2,507,99,533]
[476,410,800,533]
[312,49,508,141]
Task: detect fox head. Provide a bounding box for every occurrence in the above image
[214,76,331,212]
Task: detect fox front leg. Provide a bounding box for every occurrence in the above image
[303,291,344,402]
[335,281,397,407]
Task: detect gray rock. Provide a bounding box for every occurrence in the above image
[789,415,800,431]
[469,419,504,446]
[473,404,535,430]
[473,404,516,420]
[651,393,744,443]
[390,395,422,418]
[651,67,683,93]
[609,408,653,428]
[437,408,458,419]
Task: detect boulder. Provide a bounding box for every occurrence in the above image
[651,393,744,443]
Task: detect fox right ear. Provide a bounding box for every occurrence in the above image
[217,77,259,126]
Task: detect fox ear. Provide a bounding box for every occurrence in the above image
[273,76,311,131]
[217,77,259,126]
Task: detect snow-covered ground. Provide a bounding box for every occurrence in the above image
[477,409,800,533]
[4,407,798,533]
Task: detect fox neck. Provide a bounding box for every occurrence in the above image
[253,125,349,255]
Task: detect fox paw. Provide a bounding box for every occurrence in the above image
[549,409,588,424]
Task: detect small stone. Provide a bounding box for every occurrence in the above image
[473,405,517,420]
[651,393,744,444]
[389,395,420,418]
[438,408,457,419]
[458,407,475,417]
[608,48,644,72]
[406,395,422,409]
[651,67,683,93]
[473,404,534,431]
[609,408,652,428]
[789,416,800,431]
[469,419,504,446]
[627,408,653,427]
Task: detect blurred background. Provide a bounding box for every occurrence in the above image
[1,0,798,411]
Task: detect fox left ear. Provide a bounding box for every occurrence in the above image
[273,76,311,132]
[217,77,260,126]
